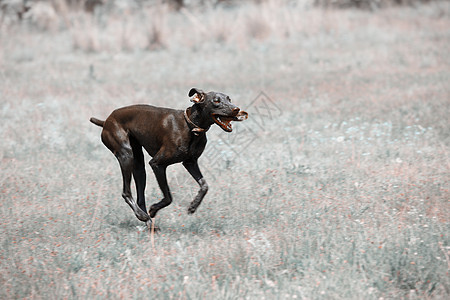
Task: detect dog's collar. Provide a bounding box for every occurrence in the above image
[184,108,208,136]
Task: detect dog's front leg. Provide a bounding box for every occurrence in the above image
[182,160,208,214]
[148,159,173,218]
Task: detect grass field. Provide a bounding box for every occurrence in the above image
[1,1,449,299]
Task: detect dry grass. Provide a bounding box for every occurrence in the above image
[0,1,449,299]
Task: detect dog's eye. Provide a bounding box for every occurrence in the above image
[214,98,221,104]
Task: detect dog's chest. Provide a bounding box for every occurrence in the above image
[182,134,207,159]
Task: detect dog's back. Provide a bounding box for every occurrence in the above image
[102,105,186,157]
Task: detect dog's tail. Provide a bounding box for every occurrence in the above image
[90,117,105,127]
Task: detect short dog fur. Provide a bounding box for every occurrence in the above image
[90,88,248,227]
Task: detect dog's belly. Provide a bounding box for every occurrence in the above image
[141,137,206,163]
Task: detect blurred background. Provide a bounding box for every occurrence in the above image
[1,0,449,299]
[1,0,447,50]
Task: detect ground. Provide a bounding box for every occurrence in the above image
[0,1,449,299]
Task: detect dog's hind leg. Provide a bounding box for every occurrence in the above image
[117,148,150,222]
[101,126,150,222]
[130,137,147,214]
[117,147,150,222]
[182,160,208,214]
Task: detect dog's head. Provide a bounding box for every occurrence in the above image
[188,88,248,132]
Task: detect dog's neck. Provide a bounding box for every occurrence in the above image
[185,105,213,135]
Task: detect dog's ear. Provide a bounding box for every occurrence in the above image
[188,88,206,103]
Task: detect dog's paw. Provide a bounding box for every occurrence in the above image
[149,205,158,218]
[136,211,150,222]
[187,205,196,215]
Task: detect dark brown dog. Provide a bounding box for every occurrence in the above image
[90,88,248,228]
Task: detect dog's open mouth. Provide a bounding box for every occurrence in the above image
[212,111,248,132]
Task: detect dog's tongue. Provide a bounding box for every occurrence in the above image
[217,116,233,131]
